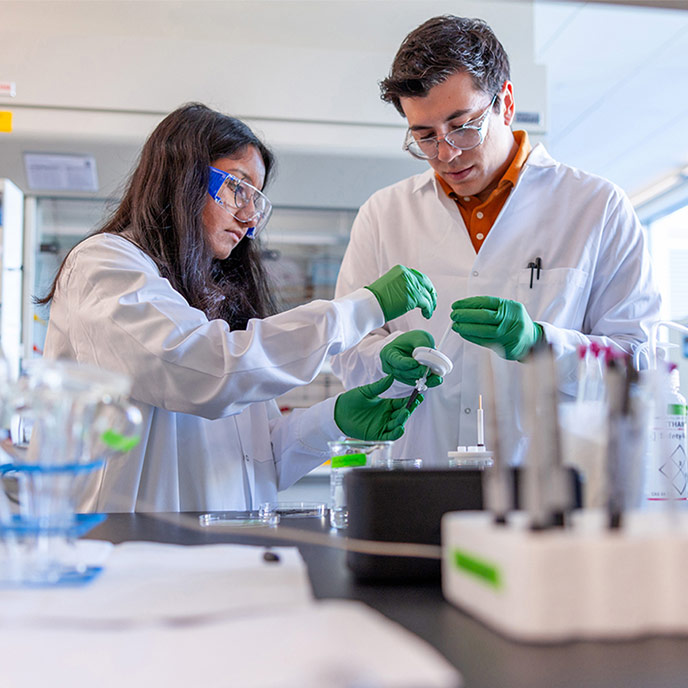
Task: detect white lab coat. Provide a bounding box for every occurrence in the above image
[332,143,661,466]
[44,233,384,512]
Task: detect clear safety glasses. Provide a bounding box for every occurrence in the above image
[402,95,498,160]
[207,166,273,239]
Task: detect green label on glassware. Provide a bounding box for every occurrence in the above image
[452,548,502,589]
[667,404,688,416]
[101,429,141,453]
[331,453,367,468]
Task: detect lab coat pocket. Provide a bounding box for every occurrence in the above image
[514,267,589,327]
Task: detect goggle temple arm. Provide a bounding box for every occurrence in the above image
[207,166,227,201]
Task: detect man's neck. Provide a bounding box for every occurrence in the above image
[474,134,520,203]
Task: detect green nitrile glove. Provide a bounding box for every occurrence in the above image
[365,265,437,322]
[334,374,424,441]
[450,296,544,361]
[380,330,443,388]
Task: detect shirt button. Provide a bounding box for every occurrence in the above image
[463,197,471,202]
[464,408,471,414]
[472,270,479,277]
[476,211,484,219]
[476,233,484,240]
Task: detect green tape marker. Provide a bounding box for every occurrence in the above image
[101,429,141,453]
[331,452,367,469]
[453,548,502,589]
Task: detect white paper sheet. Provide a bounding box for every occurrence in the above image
[0,600,461,688]
[0,541,462,687]
[0,541,311,625]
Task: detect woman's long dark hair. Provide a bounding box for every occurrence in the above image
[39,102,277,329]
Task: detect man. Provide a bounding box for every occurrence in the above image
[332,15,660,465]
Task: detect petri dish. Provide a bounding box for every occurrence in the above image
[386,458,424,470]
[258,502,327,519]
[198,511,280,527]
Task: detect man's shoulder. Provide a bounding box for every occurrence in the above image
[526,144,624,198]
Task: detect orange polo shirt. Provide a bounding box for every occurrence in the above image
[436,130,531,253]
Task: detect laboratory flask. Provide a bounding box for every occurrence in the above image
[0,358,142,584]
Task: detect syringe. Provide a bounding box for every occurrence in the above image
[405,366,430,410]
[405,323,455,410]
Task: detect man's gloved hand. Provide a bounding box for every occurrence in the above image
[333,374,423,441]
[450,296,543,361]
[380,330,443,388]
[365,265,437,322]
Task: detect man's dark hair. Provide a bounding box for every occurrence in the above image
[39,103,278,330]
[380,15,510,115]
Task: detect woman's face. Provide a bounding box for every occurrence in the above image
[203,146,267,260]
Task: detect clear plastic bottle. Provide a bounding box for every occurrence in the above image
[644,366,688,507]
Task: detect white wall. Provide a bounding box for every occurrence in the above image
[0,0,546,205]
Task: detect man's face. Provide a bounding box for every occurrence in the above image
[400,71,515,198]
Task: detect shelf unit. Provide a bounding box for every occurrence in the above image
[0,179,24,377]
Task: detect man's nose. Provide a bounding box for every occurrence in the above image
[437,138,462,163]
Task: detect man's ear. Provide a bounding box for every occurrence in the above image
[501,80,515,126]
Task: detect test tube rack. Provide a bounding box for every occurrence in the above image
[442,509,688,643]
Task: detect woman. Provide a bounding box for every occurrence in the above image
[41,103,437,512]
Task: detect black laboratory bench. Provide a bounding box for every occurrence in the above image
[87,513,688,688]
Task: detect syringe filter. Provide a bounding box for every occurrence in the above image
[411,347,453,377]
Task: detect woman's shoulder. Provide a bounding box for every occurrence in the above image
[69,232,157,270]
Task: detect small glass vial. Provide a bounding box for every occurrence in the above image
[327,440,392,529]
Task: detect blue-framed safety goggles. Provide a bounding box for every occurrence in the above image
[207,166,272,239]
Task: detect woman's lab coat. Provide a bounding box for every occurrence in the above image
[44,233,384,512]
[332,143,661,465]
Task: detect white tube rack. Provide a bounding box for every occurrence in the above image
[442,509,688,643]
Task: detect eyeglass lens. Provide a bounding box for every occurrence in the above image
[218,177,266,222]
[411,128,482,157]
[406,97,496,159]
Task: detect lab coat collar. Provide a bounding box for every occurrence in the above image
[523,142,557,169]
[411,168,438,194]
[411,141,557,196]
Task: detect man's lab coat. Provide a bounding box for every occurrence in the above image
[332,144,661,465]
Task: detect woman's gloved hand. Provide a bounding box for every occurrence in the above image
[333,374,423,441]
[365,265,437,322]
[450,296,543,361]
[380,330,443,388]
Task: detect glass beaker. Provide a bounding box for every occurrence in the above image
[0,358,142,584]
[328,440,392,529]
